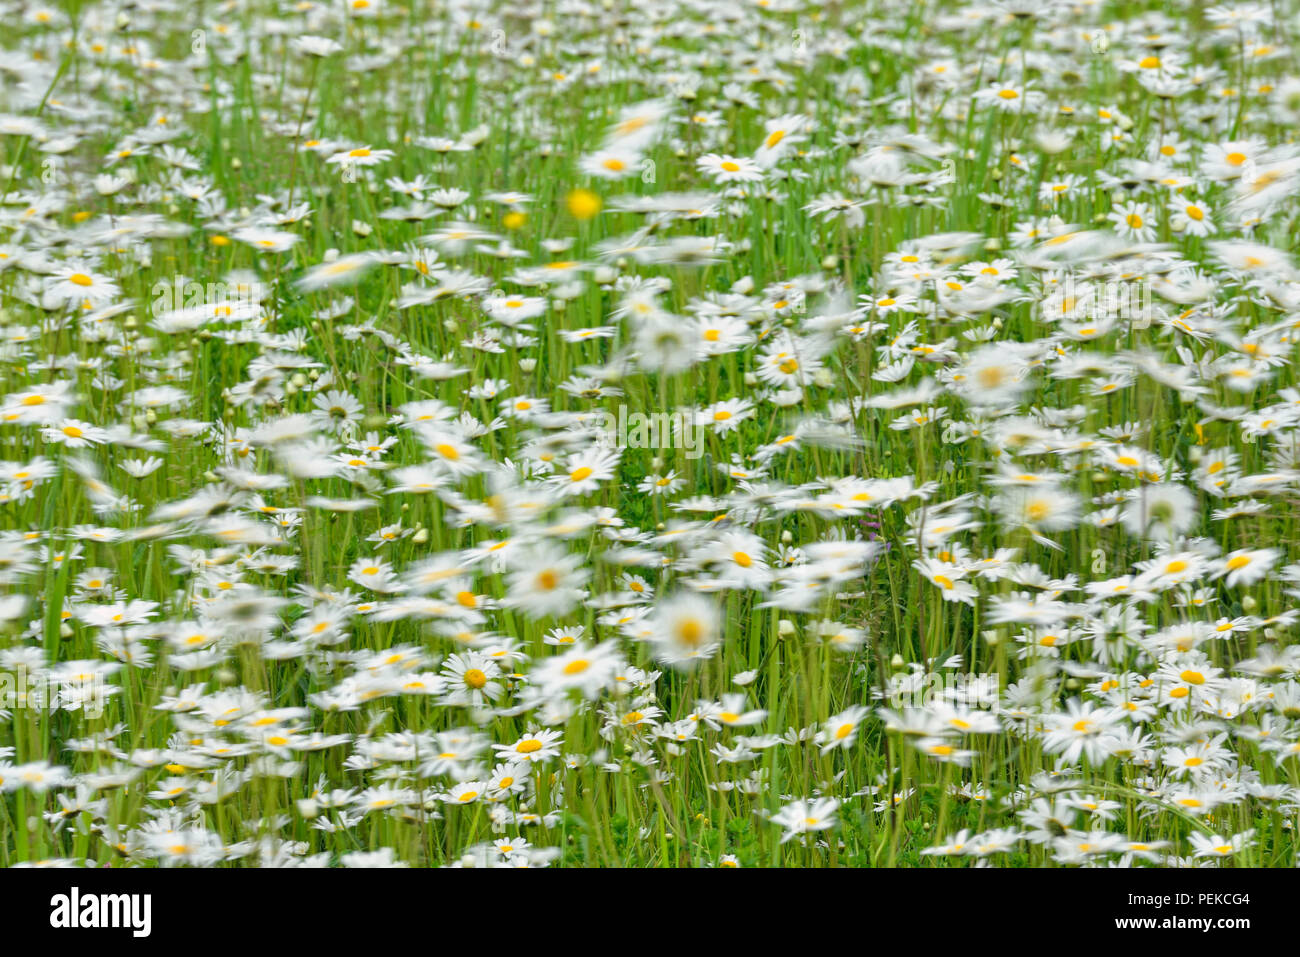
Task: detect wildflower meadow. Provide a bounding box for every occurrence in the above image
[0,0,1299,872]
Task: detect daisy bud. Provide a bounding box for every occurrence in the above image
[731,276,755,294]
[1065,678,1081,690]
[1243,595,1259,613]
[821,255,838,270]
[813,368,834,388]
[1265,628,1277,640]
[744,373,758,387]
[981,631,999,647]
[144,409,157,425]
[412,528,428,544]
[778,619,795,637]
[323,248,339,262]
[231,158,242,169]
[60,624,73,638]
[216,668,237,685]
[594,266,617,284]
[651,456,664,470]
[519,358,537,373]
[781,530,793,544]
[890,653,905,669]
[297,799,319,819]
[443,319,457,332]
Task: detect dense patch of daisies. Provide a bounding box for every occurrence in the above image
[1,0,1300,867]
